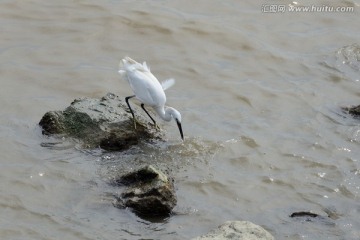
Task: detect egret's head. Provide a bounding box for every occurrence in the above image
[170,109,183,141]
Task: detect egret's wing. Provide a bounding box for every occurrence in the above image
[126,68,166,106]
[161,78,175,91]
[119,57,142,73]
[119,57,166,106]
[120,57,158,83]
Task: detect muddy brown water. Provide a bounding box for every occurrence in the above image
[1,1,359,239]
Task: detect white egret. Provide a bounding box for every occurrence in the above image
[118,57,184,140]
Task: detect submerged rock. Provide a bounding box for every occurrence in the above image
[342,105,360,118]
[333,44,360,82]
[112,165,177,217]
[290,211,319,218]
[336,43,360,72]
[39,93,163,150]
[289,210,335,224]
[192,221,274,240]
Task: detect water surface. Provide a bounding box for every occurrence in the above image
[1,1,360,239]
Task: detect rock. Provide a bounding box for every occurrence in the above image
[290,211,319,218]
[39,93,163,150]
[112,165,177,217]
[336,43,360,72]
[342,105,360,118]
[192,221,274,240]
[289,210,334,224]
[39,111,66,134]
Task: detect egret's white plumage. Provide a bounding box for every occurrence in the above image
[119,57,183,140]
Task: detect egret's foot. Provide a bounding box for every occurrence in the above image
[131,118,142,130]
[154,123,161,131]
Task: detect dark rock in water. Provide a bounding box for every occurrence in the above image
[99,132,139,151]
[114,165,161,185]
[342,105,360,118]
[289,211,335,226]
[39,111,66,134]
[113,165,177,217]
[290,211,319,218]
[40,94,178,216]
[39,93,163,150]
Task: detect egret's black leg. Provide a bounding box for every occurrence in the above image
[125,95,136,129]
[141,103,158,128]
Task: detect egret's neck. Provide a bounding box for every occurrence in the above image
[154,106,172,122]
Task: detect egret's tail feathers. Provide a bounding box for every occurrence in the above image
[119,57,150,75]
[161,78,175,91]
[142,61,150,71]
[119,56,137,71]
[122,56,137,65]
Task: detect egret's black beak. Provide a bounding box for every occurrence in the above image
[176,119,184,141]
